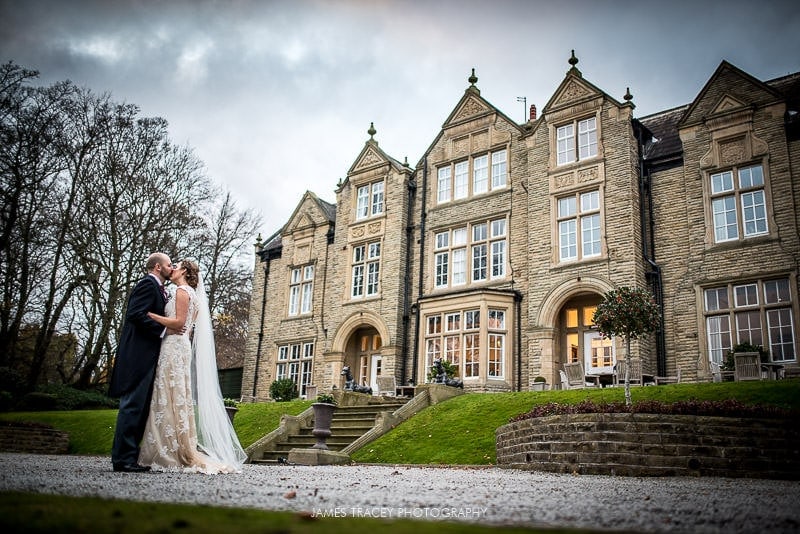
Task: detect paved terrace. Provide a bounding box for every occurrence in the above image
[1,453,799,533]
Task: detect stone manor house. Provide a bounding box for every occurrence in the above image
[241,55,800,401]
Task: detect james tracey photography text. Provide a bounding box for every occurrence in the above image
[311,506,489,519]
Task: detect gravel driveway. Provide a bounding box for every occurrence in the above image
[1,453,799,533]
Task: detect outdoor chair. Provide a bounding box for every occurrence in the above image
[734,352,762,381]
[376,375,397,396]
[613,358,643,386]
[563,362,598,389]
[559,370,569,390]
[654,367,681,385]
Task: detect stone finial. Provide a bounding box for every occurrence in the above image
[403,156,410,168]
[568,49,582,77]
[468,68,478,86]
[368,122,376,140]
[255,233,263,249]
[624,87,633,102]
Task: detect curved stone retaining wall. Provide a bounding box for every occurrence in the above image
[496,413,800,480]
[0,424,69,454]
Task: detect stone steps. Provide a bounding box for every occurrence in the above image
[252,402,406,464]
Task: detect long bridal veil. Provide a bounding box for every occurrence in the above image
[191,273,247,470]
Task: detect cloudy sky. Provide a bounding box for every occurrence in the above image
[2,0,799,238]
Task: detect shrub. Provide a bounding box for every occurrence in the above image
[17,392,58,411]
[269,378,298,402]
[35,384,118,410]
[510,399,796,423]
[315,393,336,405]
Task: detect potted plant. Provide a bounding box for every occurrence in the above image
[223,398,239,422]
[311,393,337,450]
[532,376,547,391]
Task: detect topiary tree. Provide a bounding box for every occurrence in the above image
[592,286,661,406]
[269,378,298,402]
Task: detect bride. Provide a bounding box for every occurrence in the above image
[139,259,246,473]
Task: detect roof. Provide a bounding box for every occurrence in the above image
[637,105,689,162]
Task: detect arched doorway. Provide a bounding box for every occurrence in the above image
[537,276,615,388]
[557,294,614,381]
[344,327,383,391]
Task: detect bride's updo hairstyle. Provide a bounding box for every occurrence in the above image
[180,260,200,289]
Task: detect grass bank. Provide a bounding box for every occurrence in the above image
[1,381,797,463]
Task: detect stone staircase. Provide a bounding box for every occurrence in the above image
[246,384,466,465]
[251,402,406,464]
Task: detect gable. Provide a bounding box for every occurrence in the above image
[680,61,783,127]
[353,145,385,171]
[551,77,597,109]
[284,192,331,237]
[445,94,492,126]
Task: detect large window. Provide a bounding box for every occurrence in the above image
[557,117,597,165]
[356,181,385,220]
[710,164,768,243]
[704,278,795,363]
[276,342,314,397]
[351,241,381,298]
[436,149,507,203]
[425,308,507,380]
[434,218,506,289]
[557,189,601,262]
[288,265,314,316]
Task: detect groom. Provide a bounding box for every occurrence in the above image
[109,252,173,473]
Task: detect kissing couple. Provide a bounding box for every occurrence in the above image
[108,252,246,473]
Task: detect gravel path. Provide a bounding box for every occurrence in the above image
[1,453,799,533]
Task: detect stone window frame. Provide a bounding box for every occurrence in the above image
[276,341,315,397]
[700,277,797,364]
[553,187,603,264]
[432,217,507,291]
[287,264,314,317]
[349,240,382,300]
[435,147,508,205]
[705,160,771,244]
[355,180,385,221]
[555,115,598,166]
[421,298,513,384]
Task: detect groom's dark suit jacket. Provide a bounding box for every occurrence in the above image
[108,275,166,397]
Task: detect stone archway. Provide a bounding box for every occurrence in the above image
[534,276,614,387]
[329,311,392,392]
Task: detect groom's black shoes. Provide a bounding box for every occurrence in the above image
[113,463,151,473]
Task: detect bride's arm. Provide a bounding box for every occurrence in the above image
[147,287,190,331]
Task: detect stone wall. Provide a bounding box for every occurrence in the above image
[496,413,800,480]
[0,423,69,455]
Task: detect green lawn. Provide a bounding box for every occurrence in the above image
[0,492,571,534]
[1,380,797,462]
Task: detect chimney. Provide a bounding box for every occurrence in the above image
[529,104,537,121]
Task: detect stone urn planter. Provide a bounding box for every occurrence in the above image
[225,406,238,423]
[311,394,337,450]
[223,399,239,423]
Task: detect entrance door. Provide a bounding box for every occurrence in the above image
[370,355,382,395]
[584,330,614,376]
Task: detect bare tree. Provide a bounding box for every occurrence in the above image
[1,63,258,391]
[189,191,261,368]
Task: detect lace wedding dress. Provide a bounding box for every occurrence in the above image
[139,284,243,474]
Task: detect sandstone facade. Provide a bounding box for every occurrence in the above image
[242,57,800,401]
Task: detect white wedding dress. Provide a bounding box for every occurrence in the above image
[139,284,245,473]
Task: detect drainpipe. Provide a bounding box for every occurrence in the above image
[401,167,417,386]
[635,121,667,376]
[411,157,428,383]
[515,291,522,391]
